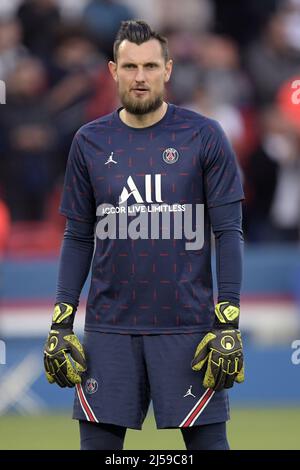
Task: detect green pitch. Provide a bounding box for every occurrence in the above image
[0,408,300,450]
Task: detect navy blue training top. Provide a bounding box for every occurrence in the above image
[59,104,244,334]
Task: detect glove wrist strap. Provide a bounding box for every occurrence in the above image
[51,302,75,329]
[214,301,240,329]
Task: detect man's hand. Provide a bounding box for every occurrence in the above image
[191,302,244,391]
[44,303,86,388]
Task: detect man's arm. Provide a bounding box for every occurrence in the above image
[191,201,244,391]
[210,201,243,307]
[44,218,94,387]
[44,127,97,387]
[56,218,95,308]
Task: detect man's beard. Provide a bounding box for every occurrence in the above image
[119,89,164,115]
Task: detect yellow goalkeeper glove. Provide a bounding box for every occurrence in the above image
[44,303,86,388]
[191,302,244,391]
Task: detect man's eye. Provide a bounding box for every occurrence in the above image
[125,64,135,69]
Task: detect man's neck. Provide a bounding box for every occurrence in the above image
[119,102,168,128]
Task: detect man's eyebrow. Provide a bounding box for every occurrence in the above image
[144,62,160,66]
[121,62,137,67]
[120,61,160,67]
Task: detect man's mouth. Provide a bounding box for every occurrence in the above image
[131,87,149,92]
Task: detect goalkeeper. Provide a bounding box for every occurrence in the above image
[44,20,244,451]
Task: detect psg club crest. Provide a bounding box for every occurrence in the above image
[162,147,179,164]
[85,378,98,394]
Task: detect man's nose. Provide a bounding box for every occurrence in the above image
[135,66,146,82]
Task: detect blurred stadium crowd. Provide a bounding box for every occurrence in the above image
[0,0,300,256]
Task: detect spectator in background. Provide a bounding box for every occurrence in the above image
[172,33,252,162]
[16,0,61,57]
[246,5,300,105]
[168,33,252,108]
[57,0,90,20]
[0,57,59,221]
[117,0,162,30]
[269,118,300,242]
[0,18,28,79]
[47,26,117,164]
[245,106,300,242]
[166,32,203,104]
[83,0,135,58]
[194,34,252,108]
[118,0,214,33]
[212,0,278,48]
[158,0,214,33]
[183,83,246,157]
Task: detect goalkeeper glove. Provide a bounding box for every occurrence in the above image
[191,302,244,391]
[44,303,86,388]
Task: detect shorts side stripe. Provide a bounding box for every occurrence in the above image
[179,388,215,427]
[187,388,215,426]
[76,384,99,423]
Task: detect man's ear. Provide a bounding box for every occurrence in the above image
[108,61,118,82]
[164,59,173,83]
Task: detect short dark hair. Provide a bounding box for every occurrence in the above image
[113,20,169,63]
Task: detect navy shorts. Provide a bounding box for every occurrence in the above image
[73,332,230,430]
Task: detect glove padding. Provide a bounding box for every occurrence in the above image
[191,328,244,391]
[44,327,86,387]
[44,302,87,387]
